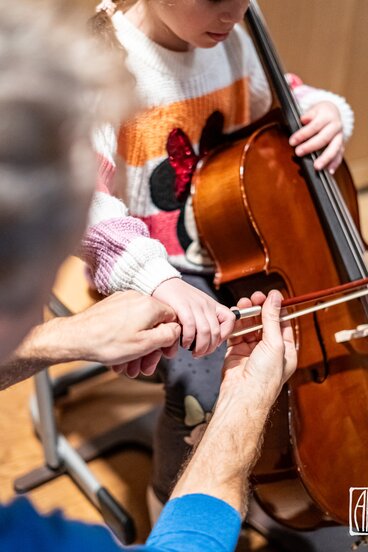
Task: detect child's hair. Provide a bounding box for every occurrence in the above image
[0,0,132,313]
[88,0,137,50]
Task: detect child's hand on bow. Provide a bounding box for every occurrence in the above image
[152,277,235,357]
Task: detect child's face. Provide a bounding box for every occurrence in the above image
[149,0,250,51]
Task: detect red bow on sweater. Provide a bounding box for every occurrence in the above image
[167,128,198,202]
[166,111,225,202]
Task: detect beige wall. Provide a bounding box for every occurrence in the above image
[258,0,368,189]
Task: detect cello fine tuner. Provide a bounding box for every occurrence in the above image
[335,324,368,343]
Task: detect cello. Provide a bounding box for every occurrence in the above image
[192,0,368,530]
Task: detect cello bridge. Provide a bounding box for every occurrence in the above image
[335,324,368,343]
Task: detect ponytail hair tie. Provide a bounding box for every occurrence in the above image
[96,0,116,17]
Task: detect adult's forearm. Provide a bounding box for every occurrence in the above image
[0,291,181,390]
[0,317,86,390]
[171,384,272,517]
[171,290,296,518]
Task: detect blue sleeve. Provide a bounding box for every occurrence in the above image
[146,494,242,552]
[0,495,241,552]
[0,497,127,552]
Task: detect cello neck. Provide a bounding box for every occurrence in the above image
[246,1,302,134]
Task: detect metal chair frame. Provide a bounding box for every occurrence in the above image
[14,293,159,545]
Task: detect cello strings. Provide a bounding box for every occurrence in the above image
[316,167,366,272]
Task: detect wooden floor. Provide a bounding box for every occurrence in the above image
[0,190,367,550]
[0,369,162,542]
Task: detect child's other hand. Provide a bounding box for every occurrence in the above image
[289,101,344,174]
[152,278,235,357]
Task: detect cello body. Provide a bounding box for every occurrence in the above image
[192,115,368,529]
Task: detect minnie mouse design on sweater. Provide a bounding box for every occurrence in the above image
[149,111,225,268]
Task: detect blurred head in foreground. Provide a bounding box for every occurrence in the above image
[0,0,132,360]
